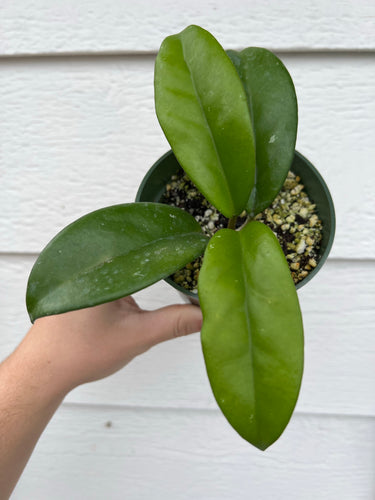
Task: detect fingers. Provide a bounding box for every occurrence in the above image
[139,304,203,348]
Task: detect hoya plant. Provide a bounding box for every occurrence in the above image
[27,25,303,450]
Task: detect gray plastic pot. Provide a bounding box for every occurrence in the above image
[136,150,335,301]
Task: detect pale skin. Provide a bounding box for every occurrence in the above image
[0,297,203,499]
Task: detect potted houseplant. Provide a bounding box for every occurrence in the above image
[26,25,335,451]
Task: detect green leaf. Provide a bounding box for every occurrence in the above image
[227,48,298,215]
[198,222,303,450]
[155,25,255,218]
[27,203,208,322]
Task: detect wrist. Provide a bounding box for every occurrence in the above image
[6,324,73,406]
[0,323,72,499]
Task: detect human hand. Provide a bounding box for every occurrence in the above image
[0,297,202,498]
[26,296,203,394]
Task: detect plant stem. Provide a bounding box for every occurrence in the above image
[227,216,238,230]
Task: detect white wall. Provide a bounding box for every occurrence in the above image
[1,1,374,499]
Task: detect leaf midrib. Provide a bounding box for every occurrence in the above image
[239,232,259,439]
[180,38,235,214]
[37,232,206,301]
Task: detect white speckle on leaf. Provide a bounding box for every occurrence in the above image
[269,134,277,143]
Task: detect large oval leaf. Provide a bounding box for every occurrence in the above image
[198,222,303,450]
[227,48,298,215]
[155,25,255,218]
[27,203,208,322]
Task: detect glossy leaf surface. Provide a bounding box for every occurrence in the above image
[198,222,303,450]
[27,203,208,322]
[227,48,298,215]
[155,25,255,218]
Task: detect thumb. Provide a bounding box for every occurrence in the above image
[140,304,203,347]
